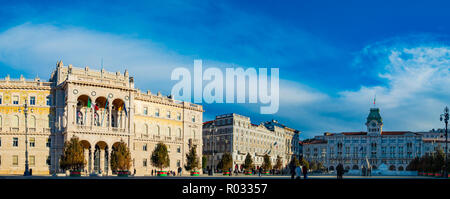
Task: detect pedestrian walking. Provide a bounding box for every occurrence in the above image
[295,165,302,179]
[178,167,182,176]
[303,166,308,179]
[259,167,262,177]
[336,163,344,179]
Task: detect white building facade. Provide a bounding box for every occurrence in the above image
[302,107,449,172]
[0,61,203,175]
[202,113,301,171]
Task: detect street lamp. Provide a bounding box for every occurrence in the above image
[24,99,31,176]
[440,106,449,178]
[210,122,216,175]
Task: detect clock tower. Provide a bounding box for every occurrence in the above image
[366,107,383,135]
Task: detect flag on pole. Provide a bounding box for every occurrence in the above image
[123,103,128,116]
[87,98,92,108]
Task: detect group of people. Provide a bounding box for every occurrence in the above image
[290,165,308,179]
[148,167,183,176]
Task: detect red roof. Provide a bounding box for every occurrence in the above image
[381,131,411,135]
[203,121,214,125]
[302,140,327,145]
[341,132,367,135]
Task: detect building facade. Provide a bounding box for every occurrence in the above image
[0,61,203,175]
[302,107,449,172]
[202,113,301,171]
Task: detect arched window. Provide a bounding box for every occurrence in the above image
[77,111,83,125]
[30,116,36,129]
[178,129,182,137]
[94,113,100,126]
[157,125,160,136]
[12,115,19,128]
[193,130,196,138]
[145,124,149,136]
[168,127,171,137]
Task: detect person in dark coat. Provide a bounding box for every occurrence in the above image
[302,166,308,179]
[290,165,296,179]
[336,163,344,179]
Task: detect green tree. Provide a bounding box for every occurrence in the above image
[202,155,208,169]
[406,157,420,171]
[110,141,132,172]
[185,145,200,171]
[151,142,170,171]
[243,153,254,171]
[300,157,309,171]
[218,152,233,171]
[289,156,300,169]
[309,160,317,171]
[261,154,272,171]
[60,137,85,171]
[274,156,283,171]
[433,148,445,173]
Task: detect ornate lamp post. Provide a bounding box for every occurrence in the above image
[440,106,449,178]
[210,122,216,175]
[24,99,31,176]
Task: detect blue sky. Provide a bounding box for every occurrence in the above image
[1,0,450,138]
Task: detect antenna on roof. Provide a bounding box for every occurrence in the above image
[373,94,376,107]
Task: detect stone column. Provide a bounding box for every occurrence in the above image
[100,149,105,175]
[89,147,93,174]
[108,105,112,130]
[107,149,112,176]
[84,149,89,175]
[91,108,94,128]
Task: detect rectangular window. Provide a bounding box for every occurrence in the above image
[143,159,147,167]
[192,116,196,122]
[177,113,181,120]
[30,137,35,147]
[13,95,19,105]
[13,155,18,166]
[155,109,160,117]
[46,96,51,106]
[13,138,18,147]
[29,96,36,105]
[46,138,51,148]
[46,156,51,165]
[30,156,35,166]
[167,111,171,118]
[143,144,147,151]
[143,107,148,115]
[0,95,2,104]
[177,160,181,167]
[177,146,181,153]
[0,137,2,147]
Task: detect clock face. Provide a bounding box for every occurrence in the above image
[371,122,376,127]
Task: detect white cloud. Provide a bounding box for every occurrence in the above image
[0,23,191,92]
[0,24,448,138]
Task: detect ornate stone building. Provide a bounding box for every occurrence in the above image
[302,107,449,172]
[202,113,301,172]
[0,61,203,175]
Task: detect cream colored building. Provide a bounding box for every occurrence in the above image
[202,113,301,171]
[0,61,203,175]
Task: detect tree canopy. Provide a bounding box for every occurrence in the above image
[274,156,283,170]
[60,137,85,171]
[151,142,170,171]
[185,145,200,171]
[261,154,272,171]
[218,152,233,171]
[110,141,132,172]
[243,153,254,170]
